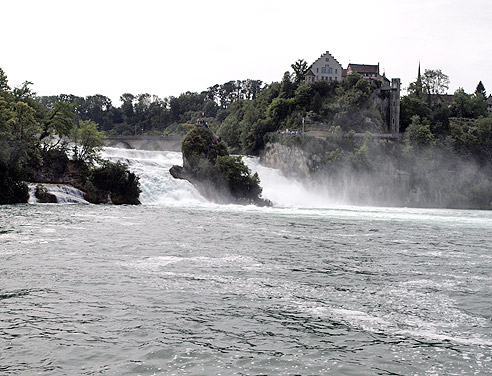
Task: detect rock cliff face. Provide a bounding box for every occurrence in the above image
[262,142,312,178]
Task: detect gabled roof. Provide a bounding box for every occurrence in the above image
[305,69,315,76]
[347,63,379,74]
[314,51,342,68]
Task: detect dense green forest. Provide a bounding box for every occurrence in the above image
[35,65,490,159]
[38,79,265,139]
[2,61,492,208]
[0,68,140,204]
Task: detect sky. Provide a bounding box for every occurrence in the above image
[3,0,491,104]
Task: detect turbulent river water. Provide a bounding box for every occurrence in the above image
[1,148,492,375]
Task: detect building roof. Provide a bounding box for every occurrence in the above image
[314,51,343,68]
[347,63,379,74]
[305,69,315,76]
[487,95,492,104]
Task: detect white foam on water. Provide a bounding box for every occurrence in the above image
[28,184,38,203]
[27,183,88,204]
[102,147,209,206]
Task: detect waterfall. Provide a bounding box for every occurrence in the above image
[101,147,208,206]
[28,183,88,204]
[244,156,336,208]
[27,147,335,208]
[101,147,338,208]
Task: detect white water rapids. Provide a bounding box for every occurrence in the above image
[100,147,332,208]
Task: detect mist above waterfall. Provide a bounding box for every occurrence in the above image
[102,144,491,210]
[243,157,340,208]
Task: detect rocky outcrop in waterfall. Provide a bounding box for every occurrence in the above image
[170,126,271,206]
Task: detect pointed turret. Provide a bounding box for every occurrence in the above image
[416,62,423,97]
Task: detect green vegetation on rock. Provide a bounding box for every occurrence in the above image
[172,126,269,206]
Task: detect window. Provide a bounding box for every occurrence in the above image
[335,69,338,74]
[329,68,333,74]
[329,77,332,81]
[325,57,329,62]
[316,68,319,73]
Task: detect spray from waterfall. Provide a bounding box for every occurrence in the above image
[101,147,337,208]
[243,156,339,208]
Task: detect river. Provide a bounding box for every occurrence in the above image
[1,148,491,375]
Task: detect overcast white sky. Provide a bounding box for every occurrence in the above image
[3,0,491,104]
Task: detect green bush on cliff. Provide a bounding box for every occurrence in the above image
[178,126,267,204]
[182,126,229,170]
[89,161,141,204]
[216,155,262,200]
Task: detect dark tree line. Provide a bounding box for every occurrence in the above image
[37,79,265,136]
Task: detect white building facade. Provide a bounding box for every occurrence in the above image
[305,51,343,83]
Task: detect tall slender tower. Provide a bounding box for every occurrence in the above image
[415,62,423,97]
[390,78,401,135]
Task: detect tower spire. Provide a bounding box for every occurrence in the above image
[416,61,423,97]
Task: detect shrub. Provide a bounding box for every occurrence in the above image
[90,161,141,204]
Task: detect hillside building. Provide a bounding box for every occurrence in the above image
[345,63,391,86]
[305,50,401,135]
[304,51,343,83]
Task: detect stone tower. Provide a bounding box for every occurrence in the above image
[389,78,401,135]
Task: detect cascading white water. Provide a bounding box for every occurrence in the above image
[243,156,337,208]
[101,147,208,206]
[28,183,88,204]
[102,147,336,208]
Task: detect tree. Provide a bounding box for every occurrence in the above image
[279,72,295,98]
[475,81,487,98]
[291,59,309,83]
[294,83,313,109]
[400,96,431,132]
[71,120,105,165]
[422,69,449,98]
[405,115,435,147]
[0,68,10,92]
[39,101,75,149]
[77,94,113,131]
[243,79,264,100]
[90,161,141,204]
[451,88,487,119]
